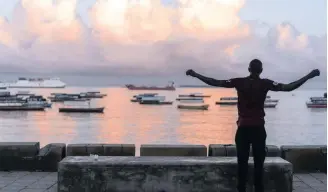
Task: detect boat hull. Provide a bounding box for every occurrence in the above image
[0,107,45,111]
[177,104,209,110]
[126,85,175,91]
[178,95,211,98]
[176,98,203,101]
[306,104,327,108]
[139,100,173,105]
[8,86,65,88]
[59,107,104,113]
[216,102,237,105]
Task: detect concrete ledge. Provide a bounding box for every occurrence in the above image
[67,144,135,156]
[58,156,293,192]
[0,142,40,171]
[209,144,281,157]
[36,143,66,172]
[281,145,327,173]
[140,144,207,156]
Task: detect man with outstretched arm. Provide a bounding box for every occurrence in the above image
[186,59,320,192]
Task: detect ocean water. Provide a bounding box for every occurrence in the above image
[0,87,326,151]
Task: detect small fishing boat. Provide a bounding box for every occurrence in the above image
[177,104,209,110]
[178,93,211,98]
[306,94,327,108]
[79,91,107,99]
[177,98,209,110]
[216,96,279,107]
[131,93,158,102]
[139,95,173,105]
[48,94,89,102]
[176,97,203,101]
[216,97,238,105]
[264,102,277,108]
[59,101,104,113]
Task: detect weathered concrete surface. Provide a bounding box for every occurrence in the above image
[140,144,207,156]
[36,143,66,172]
[66,144,135,156]
[0,171,57,192]
[281,145,327,173]
[0,142,40,171]
[209,144,281,157]
[58,156,292,192]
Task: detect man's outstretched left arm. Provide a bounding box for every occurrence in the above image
[186,69,236,88]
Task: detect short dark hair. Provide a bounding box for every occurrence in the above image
[249,59,262,74]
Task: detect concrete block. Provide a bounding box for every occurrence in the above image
[140,144,207,156]
[0,142,39,171]
[208,144,229,156]
[103,144,135,156]
[67,144,104,156]
[36,143,66,172]
[281,145,327,173]
[58,156,293,192]
[0,142,39,156]
[67,144,135,156]
[209,144,280,157]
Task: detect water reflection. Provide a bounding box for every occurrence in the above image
[0,87,325,150]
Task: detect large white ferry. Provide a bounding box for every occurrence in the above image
[0,77,66,88]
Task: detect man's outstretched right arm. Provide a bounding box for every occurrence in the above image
[186,69,236,88]
[267,69,320,92]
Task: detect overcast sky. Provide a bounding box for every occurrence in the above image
[0,0,326,84]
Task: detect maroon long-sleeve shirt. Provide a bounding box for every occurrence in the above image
[221,76,281,127]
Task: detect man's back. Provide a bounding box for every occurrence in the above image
[233,76,272,126]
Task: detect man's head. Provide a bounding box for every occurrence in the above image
[248,59,263,75]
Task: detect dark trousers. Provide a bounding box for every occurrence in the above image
[235,126,267,192]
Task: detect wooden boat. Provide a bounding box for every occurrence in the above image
[131,93,158,102]
[178,93,211,98]
[216,97,238,105]
[0,103,45,111]
[306,95,326,108]
[59,107,104,113]
[139,100,173,105]
[176,97,203,101]
[80,92,107,99]
[177,104,209,110]
[138,95,173,105]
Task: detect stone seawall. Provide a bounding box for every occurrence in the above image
[0,142,326,173]
[58,156,293,192]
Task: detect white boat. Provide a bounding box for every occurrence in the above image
[131,93,158,102]
[0,77,66,88]
[139,95,173,105]
[59,101,104,113]
[216,97,279,106]
[80,92,107,98]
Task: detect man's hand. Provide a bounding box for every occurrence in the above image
[308,69,320,79]
[186,69,197,77]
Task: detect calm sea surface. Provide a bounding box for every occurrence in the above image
[0,87,326,152]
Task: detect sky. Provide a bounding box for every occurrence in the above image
[0,0,326,84]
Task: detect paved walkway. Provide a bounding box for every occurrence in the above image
[0,172,325,192]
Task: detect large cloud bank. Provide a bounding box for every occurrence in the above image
[0,0,326,81]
